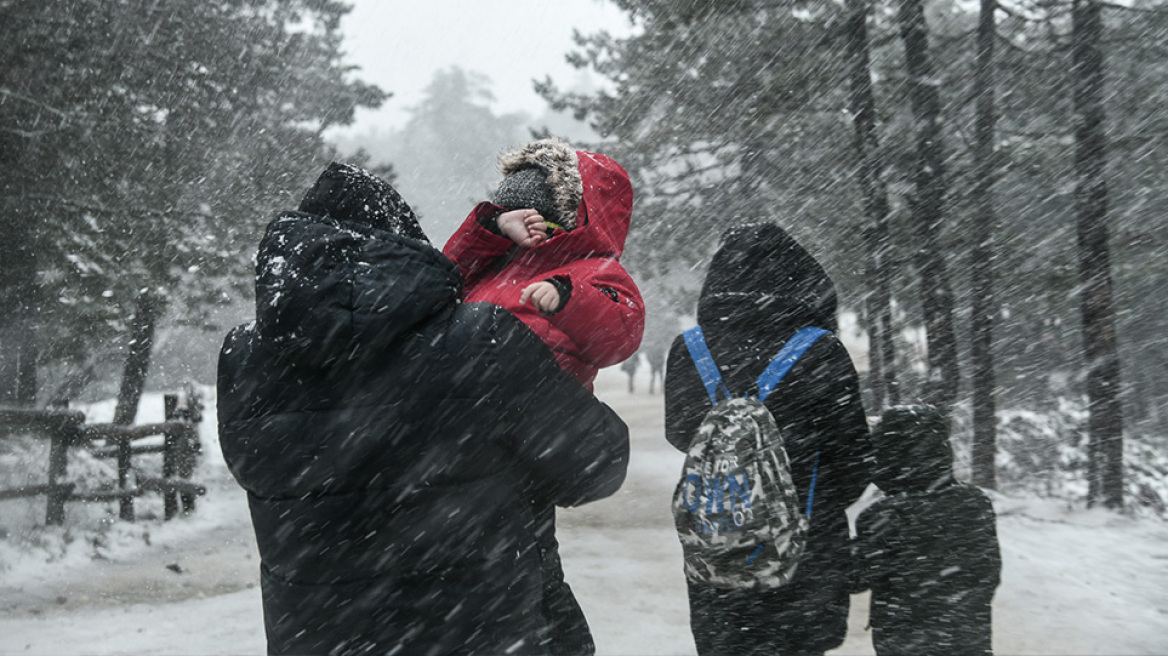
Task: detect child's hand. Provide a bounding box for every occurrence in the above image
[519,281,561,314]
[497,209,547,248]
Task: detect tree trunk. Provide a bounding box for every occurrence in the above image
[113,291,163,426]
[845,0,900,411]
[0,323,37,406]
[970,0,999,489]
[111,102,180,429]
[0,211,38,408]
[1072,0,1123,510]
[898,0,960,413]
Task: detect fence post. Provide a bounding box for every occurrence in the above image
[46,409,80,526]
[163,394,179,519]
[116,431,134,521]
[163,388,202,519]
[178,419,198,514]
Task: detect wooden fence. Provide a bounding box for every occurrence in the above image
[0,390,205,525]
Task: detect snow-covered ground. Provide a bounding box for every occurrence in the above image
[1,367,1167,655]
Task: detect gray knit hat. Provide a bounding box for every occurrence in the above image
[491,138,583,230]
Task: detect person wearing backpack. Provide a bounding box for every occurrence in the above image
[852,404,1001,656]
[664,222,874,656]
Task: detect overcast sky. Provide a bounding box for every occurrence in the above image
[332,0,633,136]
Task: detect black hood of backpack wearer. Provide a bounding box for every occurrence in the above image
[252,165,459,367]
[696,223,839,341]
[871,404,957,494]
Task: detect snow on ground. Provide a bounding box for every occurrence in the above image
[1,367,1167,655]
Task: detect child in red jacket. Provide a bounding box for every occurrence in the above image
[443,137,644,389]
[444,138,644,654]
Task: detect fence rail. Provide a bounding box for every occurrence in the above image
[0,389,204,525]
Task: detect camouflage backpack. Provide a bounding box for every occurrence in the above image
[673,326,829,590]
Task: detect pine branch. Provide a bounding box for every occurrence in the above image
[1099,1,1168,13]
[15,194,213,222]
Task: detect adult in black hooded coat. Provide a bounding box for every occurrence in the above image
[217,163,629,656]
[664,223,874,656]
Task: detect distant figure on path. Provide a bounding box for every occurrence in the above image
[646,344,666,394]
[621,353,639,392]
[218,163,629,655]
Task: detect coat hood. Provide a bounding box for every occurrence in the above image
[493,139,634,262]
[871,404,956,494]
[253,168,459,367]
[697,223,838,339]
[573,149,634,257]
[494,137,583,230]
[297,162,430,243]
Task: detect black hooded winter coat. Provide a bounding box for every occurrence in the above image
[853,405,1001,656]
[664,223,874,655]
[217,165,629,656]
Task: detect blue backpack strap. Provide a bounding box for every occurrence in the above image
[805,451,820,518]
[753,326,830,518]
[682,326,730,405]
[755,326,831,403]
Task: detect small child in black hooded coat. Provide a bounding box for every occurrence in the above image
[853,405,1002,656]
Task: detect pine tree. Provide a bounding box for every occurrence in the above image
[387,67,527,244]
[539,1,866,305]
[0,0,386,404]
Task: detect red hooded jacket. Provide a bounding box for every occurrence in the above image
[443,150,644,389]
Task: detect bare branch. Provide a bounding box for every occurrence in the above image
[0,88,72,120]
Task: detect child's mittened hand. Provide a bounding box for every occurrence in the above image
[519,281,561,314]
[497,209,547,248]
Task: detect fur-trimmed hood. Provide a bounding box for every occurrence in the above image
[493,138,633,258]
[496,137,583,230]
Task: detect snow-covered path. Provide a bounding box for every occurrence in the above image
[1,369,1166,655]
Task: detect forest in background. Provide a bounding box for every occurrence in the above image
[536,0,1167,508]
[0,0,386,408]
[2,0,1166,512]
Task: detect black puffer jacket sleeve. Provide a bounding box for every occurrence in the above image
[467,304,630,508]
